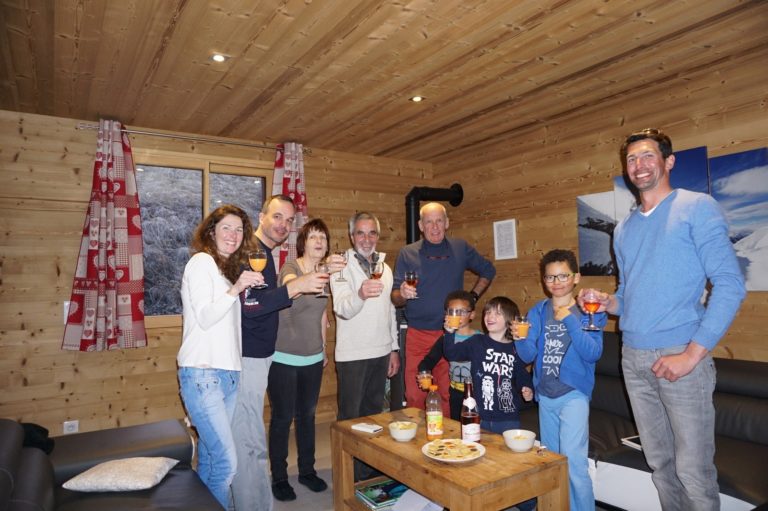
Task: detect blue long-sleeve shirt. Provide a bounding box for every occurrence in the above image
[393,237,496,329]
[516,299,605,400]
[612,189,746,350]
[443,332,532,422]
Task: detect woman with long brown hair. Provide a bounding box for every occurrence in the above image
[177,204,264,508]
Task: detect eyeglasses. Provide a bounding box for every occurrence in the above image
[445,309,470,316]
[543,273,575,283]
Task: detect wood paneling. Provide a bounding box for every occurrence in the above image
[2,1,766,162]
[0,109,431,433]
[436,48,768,362]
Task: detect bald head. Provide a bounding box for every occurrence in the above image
[418,202,449,244]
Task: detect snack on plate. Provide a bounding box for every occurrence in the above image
[426,439,480,460]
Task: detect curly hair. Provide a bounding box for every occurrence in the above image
[190,204,257,283]
[540,249,579,275]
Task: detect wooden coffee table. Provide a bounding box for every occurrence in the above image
[331,408,569,510]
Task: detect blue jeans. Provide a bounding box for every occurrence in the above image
[267,360,324,482]
[622,344,719,511]
[539,391,593,511]
[178,367,239,509]
[480,418,536,511]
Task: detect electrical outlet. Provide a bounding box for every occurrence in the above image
[63,301,71,324]
[63,419,79,434]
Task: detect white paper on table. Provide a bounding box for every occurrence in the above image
[392,489,443,511]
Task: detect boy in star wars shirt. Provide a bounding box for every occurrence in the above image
[444,296,533,431]
[444,296,535,511]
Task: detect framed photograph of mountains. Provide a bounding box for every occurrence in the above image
[710,147,768,291]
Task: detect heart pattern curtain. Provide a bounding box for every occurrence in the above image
[271,142,307,269]
[62,120,147,351]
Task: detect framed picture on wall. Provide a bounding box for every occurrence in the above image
[493,219,518,260]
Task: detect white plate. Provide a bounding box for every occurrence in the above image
[421,439,485,463]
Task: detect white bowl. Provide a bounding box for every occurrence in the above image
[388,421,418,442]
[503,429,536,452]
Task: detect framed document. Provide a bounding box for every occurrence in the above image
[494,219,518,260]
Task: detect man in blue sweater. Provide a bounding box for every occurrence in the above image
[391,202,496,414]
[580,128,746,511]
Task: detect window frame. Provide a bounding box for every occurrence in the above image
[132,148,273,328]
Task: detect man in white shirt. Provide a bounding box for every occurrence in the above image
[331,212,400,423]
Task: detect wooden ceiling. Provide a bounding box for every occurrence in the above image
[1,0,766,164]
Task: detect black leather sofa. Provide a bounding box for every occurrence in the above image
[520,332,768,510]
[0,418,223,511]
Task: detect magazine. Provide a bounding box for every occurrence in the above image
[621,434,642,451]
[355,477,409,510]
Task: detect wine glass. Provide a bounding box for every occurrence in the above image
[370,259,384,280]
[334,250,348,282]
[405,270,418,299]
[582,290,601,331]
[315,261,331,297]
[248,249,268,289]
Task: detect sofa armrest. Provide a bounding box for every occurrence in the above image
[49,419,193,485]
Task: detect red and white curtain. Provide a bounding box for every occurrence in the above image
[271,142,307,269]
[62,120,146,351]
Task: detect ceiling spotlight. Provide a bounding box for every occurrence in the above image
[409,96,425,102]
[211,53,228,63]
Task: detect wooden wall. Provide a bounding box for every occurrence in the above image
[435,46,768,362]
[0,109,432,433]
[1,42,766,436]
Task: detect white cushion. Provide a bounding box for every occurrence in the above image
[62,457,179,492]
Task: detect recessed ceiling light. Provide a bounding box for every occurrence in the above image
[409,96,425,102]
[211,53,228,63]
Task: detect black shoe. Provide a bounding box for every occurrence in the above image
[272,480,296,501]
[298,473,328,493]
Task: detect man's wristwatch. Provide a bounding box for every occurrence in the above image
[470,290,480,302]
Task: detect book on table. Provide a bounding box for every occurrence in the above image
[620,434,642,451]
[355,477,409,510]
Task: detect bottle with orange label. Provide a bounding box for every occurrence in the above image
[425,384,443,441]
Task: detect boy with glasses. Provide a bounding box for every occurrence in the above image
[514,249,606,511]
[416,290,479,419]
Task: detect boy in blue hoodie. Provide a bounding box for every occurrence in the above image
[515,249,606,511]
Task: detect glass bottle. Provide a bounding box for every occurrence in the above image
[461,379,481,442]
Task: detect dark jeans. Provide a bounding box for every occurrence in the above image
[449,386,463,421]
[267,360,323,483]
[336,355,389,420]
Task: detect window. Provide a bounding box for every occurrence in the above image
[133,152,272,321]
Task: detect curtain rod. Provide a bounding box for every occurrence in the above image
[75,122,311,154]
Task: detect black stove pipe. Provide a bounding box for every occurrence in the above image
[405,183,463,243]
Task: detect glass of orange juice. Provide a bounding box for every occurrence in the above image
[417,370,433,391]
[513,315,530,339]
[248,249,268,289]
[446,308,463,330]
